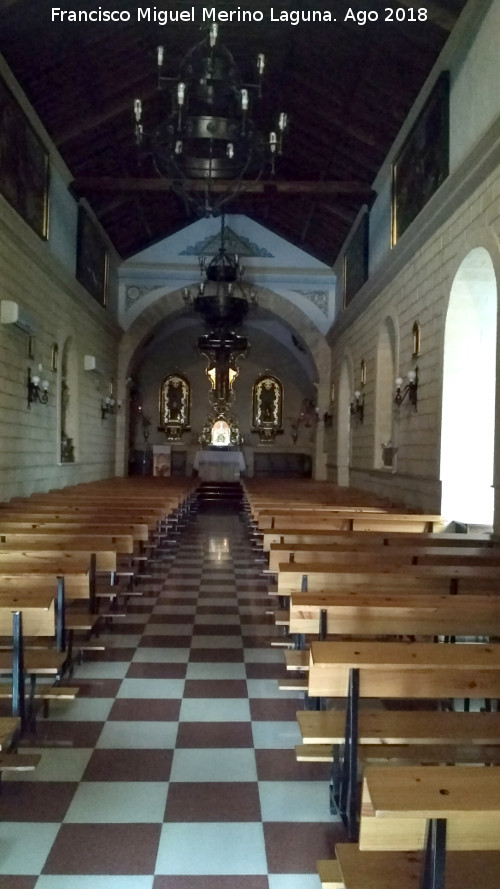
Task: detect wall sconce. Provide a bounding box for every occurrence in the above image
[395,367,418,410]
[323,411,333,428]
[101,395,122,421]
[350,390,364,422]
[27,366,49,409]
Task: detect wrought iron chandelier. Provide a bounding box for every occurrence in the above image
[183,214,256,331]
[133,24,287,217]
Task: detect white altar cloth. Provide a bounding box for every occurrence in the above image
[193,450,245,481]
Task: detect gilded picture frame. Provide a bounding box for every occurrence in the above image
[343,210,369,308]
[391,72,449,245]
[0,75,49,239]
[76,206,109,306]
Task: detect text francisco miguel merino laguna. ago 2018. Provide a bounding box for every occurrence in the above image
[51,7,423,26]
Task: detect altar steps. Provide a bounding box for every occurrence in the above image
[197,482,244,512]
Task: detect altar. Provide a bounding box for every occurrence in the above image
[193,449,246,481]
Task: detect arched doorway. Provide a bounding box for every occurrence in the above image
[440,248,497,525]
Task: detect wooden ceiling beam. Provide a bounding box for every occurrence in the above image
[71,177,375,199]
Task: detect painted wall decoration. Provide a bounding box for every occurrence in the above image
[291,289,329,316]
[180,226,274,258]
[392,72,449,244]
[0,75,49,239]
[76,206,109,305]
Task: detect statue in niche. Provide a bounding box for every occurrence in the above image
[166,379,183,420]
[60,380,74,463]
[259,382,276,423]
[252,374,283,443]
[160,374,190,442]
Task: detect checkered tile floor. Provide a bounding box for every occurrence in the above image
[1,507,345,888]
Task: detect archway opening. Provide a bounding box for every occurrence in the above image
[440,248,497,526]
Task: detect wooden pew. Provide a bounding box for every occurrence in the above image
[0,545,116,574]
[319,843,500,889]
[356,765,500,889]
[0,520,149,543]
[276,561,500,597]
[287,592,500,638]
[0,610,76,729]
[267,535,494,571]
[306,639,500,839]
[266,513,444,533]
[262,525,456,552]
[258,507,388,529]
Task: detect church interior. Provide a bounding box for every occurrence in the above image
[0,0,500,886]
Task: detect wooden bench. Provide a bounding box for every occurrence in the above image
[286,592,500,638]
[258,507,388,530]
[0,611,77,728]
[262,525,451,552]
[319,843,500,889]
[276,561,500,597]
[306,639,500,839]
[0,520,150,543]
[267,536,495,572]
[356,765,500,889]
[266,513,444,533]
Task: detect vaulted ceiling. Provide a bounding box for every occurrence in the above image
[0,0,469,265]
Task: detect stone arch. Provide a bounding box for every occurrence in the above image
[440,243,498,526]
[115,285,331,476]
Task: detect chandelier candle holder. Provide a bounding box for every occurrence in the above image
[27,366,49,409]
[394,367,419,411]
[101,395,122,421]
[134,23,287,216]
[183,215,256,330]
[350,390,364,422]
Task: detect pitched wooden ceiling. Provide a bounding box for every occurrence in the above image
[0,0,468,265]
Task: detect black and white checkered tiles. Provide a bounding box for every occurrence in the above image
[1,510,344,888]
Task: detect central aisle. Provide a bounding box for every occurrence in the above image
[3,502,345,888]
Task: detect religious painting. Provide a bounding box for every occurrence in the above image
[392,72,449,245]
[211,419,231,447]
[343,210,369,308]
[252,375,283,443]
[76,206,109,305]
[0,75,49,239]
[159,373,190,441]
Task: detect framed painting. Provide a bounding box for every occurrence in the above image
[76,206,109,305]
[0,76,49,239]
[343,210,369,308]
[392,72,449,245]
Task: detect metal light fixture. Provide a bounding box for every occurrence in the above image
[133,24,287,217]
[183,214,256,331]
[350,390,364,422]
[101,395,122,421]
[27,366,49,409]
[394,367,418,410]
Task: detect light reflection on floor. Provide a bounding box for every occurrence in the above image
[208,536,231,561]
